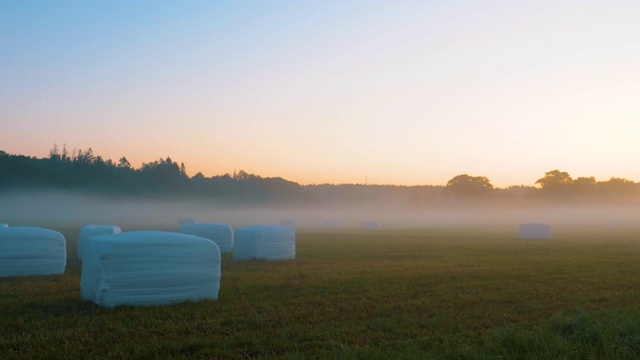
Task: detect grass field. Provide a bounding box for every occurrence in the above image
[2,225,640,359]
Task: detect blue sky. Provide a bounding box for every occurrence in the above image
[1,1,639,186]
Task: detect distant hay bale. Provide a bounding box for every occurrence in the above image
[518,223,551,240]
[0,227,66,277]
[323,220,342,229]
[77,225,121,260]
[179,223,234,253]
[361,221,380,230]
[279,219,296,228]
[233,225,295,261]
[178,218,198,227]
[81,231,221,307]
[0,223,8,229]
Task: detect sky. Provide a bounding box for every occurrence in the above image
[1,1,639,187]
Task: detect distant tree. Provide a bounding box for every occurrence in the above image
[94,155,106,166]
[233,170,251,181]
[535,170,573,192]
[597,177,638,199]
[61,144,69,162]
[445,174,494,198]
[501,185,536,201]
[49,143,60,161]
[572,176,596,195]
[139,157,188,194]
[192,172,206,180]
[75,148,96,165]
[117,156,131,169]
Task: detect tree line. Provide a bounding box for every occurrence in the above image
[0,145,306,204]
[438,171,639,204]
[0,146,638,205]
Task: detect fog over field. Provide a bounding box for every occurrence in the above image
[2,190,639,234]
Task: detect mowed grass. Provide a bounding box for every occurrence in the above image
[2,225,640,359]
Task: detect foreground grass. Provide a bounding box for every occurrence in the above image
[2,225,640,358]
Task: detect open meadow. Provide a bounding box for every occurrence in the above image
[2,225,640,359]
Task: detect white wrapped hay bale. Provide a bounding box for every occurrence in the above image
[233,225,295,261]
[179,223,234,253]
[518,223,551,240]
[0,223,8,229]
[361,221,380,230]
[0,227,66,277]
[279,219,296,228]
[178,218,198,227]
[323,220,342,229]
[81,231,221,307]
[77,225,121,260]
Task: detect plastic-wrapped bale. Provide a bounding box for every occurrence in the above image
[0,227,66,278]
[81,231,221,307]
[77,225,121,260]
[323,220,341,229]
[233,225,295,261]
[0,223,8,229]
[178,218,198,227]
[179,223,234,253]
[279,219,296,228]
[361,221,380,230]
[518,223,551,240]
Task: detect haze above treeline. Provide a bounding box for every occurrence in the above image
[1,146,639,207]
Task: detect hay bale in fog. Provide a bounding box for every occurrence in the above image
[323,220,342,229]
[179,223,234,253]
[361,221,380,230]
[0,227,66,277]
[279,219,296,228]
[518,223,551,240]
[77,225,121,260]
[233,225,295,261]
[178,218,198,227]
[0,223,7,229]
[81,231,220,307]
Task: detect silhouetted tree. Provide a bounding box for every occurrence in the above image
[535,170,573,192]
[192,172,206,180]
[117,157,131,168]
[233,170,250,181]
[572,176,596,196]
[61,144,70,162]
[49,143,60,161]
[445,174,494,198]
[75,148,97,165]
[597,177,638,199]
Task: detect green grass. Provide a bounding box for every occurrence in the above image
[2,225,640,359]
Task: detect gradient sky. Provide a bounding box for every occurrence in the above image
[1,1,639,187]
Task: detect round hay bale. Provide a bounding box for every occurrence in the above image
[81,231,221,307]
[361,221,380,230]
[77,224,121,260]
[233,225,295,261]
[518,223,551,240]
[179,223,234,253]
[178,218,198,227]
[0,227,66,277]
